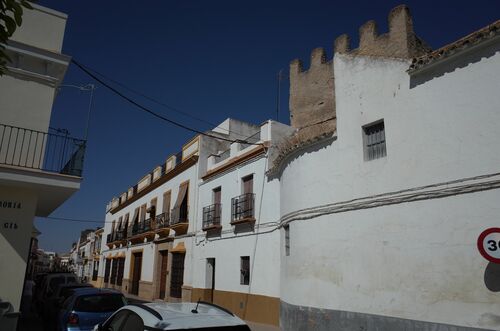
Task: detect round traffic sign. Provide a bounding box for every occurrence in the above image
[478,228,500,264]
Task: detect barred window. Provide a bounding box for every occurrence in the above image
[363,120,386,161]
[240,256,250,285]
[284,225,290,256]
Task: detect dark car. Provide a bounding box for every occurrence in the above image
[45,283,94,328]
[57,288,126,331]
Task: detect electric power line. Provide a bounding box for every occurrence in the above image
[40,216,105,224]
[71,59,262,143]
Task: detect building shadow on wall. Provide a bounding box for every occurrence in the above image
[484,262,500,292]
[410,40,500,88]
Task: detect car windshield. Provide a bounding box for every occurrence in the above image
[74,294,126,313]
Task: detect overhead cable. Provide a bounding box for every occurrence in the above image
[71,59,262,146]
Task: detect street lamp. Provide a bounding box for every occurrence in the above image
[58,83,96,140]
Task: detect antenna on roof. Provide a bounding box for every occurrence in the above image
[191,298,201,314]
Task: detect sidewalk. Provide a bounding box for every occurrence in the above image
[247,321,282,331]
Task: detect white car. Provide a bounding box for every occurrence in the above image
[93,301,251,331]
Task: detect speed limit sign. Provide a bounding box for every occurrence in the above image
[478,228,500,264]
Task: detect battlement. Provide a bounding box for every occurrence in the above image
[289,5,430,130]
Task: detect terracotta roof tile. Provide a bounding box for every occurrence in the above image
[409,20,500,72]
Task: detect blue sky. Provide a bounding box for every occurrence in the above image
[35,0,500,253]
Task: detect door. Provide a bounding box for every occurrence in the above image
[206,258,215,302]
[159,251,169,299]
[242,175,254,218]
[170,253,185,298]
[131,252,142,295]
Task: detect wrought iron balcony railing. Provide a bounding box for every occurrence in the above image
[203,203,221,229]
[0,123,86,176]
[231,193,255,223]
[131,218,153,236]
[171,205,188,225]
[155,212,170,229]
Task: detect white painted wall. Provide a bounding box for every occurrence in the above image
[101,163,198,284]
[10,4,67,52]
[279,47,500,329]
[0,186,37,311]
[192,154,281,298]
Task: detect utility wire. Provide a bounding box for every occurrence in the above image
[41,216,105,224]
[71,59,261,143]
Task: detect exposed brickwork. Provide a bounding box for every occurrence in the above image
[289,5,429,131]
[279,5,430,174]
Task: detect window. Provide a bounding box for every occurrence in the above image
[240,256,250,285]
[363,120,386,161]
[74,294,126,313]
[284,225,290,256]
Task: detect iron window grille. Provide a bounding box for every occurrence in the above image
[363,120,386,161]
[202,203,222,229]
[231,193,255,222]
[240,256,250,285]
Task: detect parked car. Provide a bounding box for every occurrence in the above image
[94,301,251,331]
[57,288,127,331]
[36,272,78,310]
[45,283,94,328]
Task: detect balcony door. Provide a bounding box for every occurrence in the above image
[242,175,253,218]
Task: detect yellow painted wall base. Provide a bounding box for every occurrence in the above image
[191,288,279,326]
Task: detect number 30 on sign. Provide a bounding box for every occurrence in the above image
[478,228,500,264]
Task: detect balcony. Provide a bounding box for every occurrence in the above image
[202,203,222,231]
[171,205,189,235]
[231,193,255,225]
[154,212,170,238]
[106,233,113,248]
[0,123,86,177]
[129,218,155,244]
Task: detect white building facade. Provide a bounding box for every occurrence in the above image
[274,7,500,331]
[0,5,84,330]
[191,120,293,325]
[98,119,261,303]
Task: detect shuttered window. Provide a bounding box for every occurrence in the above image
[162,191,171,214]
[285,225,290,256]
[240,256,250,285]
[363,120,386,161]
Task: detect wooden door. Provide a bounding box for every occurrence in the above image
[131,252,142,295]
[170,253,185,298]
[159,251,169,299]
[213,187,221,204]
[242,175,253,218]
[243,175,253,194]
